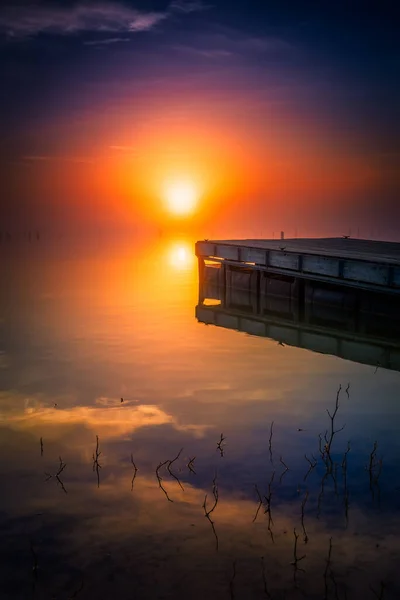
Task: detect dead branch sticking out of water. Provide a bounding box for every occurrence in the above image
[263,471,275,520]
[279,455,289,483]
[261,556,272,599]
[264,471,276,543]
[345,383,350,398]
[130,454,138,491]
[325,385,345,458]
[30,539,38,580]
[301,491,309,543]
[45,456,67,493]
[156,460,173,502]
[69,576,85,599]
[155,449,185,501]
[342,442,351,526]
[217,433,226,457]
[30,539,38,597]
[167,448,184,490]
[368,441,378,473]
[187,457,196,474]
[229,560,236,600]
[369,581,386,599]
[323,537,333,600]
[368,441,383,502]
[304,454,317,481]
[92,435,102,488]
[40,437,43,457]
[253,484,263,523]
[203,472,219,550]
[291,528,306,582]
[269,421,274,463]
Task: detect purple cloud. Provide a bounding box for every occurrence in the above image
[0,2,173,38]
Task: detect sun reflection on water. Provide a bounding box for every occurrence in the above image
[166,241,195,271]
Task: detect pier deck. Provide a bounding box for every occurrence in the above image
[195,237,400,293]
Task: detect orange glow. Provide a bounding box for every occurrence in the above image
[163,179,199,216]
[166,240,195,271]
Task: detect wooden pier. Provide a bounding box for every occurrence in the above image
[195,237,400,370]
[195,237,400,294]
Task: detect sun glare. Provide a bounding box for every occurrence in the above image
[164,180,198,216]
[167,241,195,271]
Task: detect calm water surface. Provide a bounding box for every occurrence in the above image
[1,236,400,599]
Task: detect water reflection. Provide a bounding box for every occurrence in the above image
[167,240,195,271]
[0,237,400,599]
[197,261,400,372]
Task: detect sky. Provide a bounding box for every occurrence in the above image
[0,0,399,238]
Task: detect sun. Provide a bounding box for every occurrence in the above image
[164,180,198,216]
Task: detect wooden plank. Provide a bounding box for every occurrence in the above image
[268,251,300,270]
[241,318,267,336]
[240,247,267,265]
[303,255,339,277]
[215,244,239,261]
[343,261,389,285]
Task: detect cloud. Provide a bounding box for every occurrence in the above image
[170,0,211,13]
[84,37,131,46]
[173,44,232,59]
[22,155,95,164]
[1,394,213,440]
[109,145,136,152]
[0,2,167,38]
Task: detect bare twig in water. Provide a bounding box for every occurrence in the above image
[253,484,263,523]
[263,471,275,521]
[264,471,276,543]
[92,435,102,488]
[229,560,236,600]
[40,437,43,457]
[155,449,185,501]
[217,433,226,457]
[325,385,345,457]
[279,455,289,483]
[167,448,184,491]
[330,570,339,600]
[317,470,330,519]
[304,454,317,481]
[187,457,196,474]
[323,537,333,600]
[368,441,383,503]
[269,421,274,463]
[374,363,380,374]
[130,454,138,491]
[156,460,173,502]
[30,539,38,597]
[342,442,351,469]
[291,528,306,582]
[56,456,67,493]
[301,490,309,543]
[369,581,386,599]
[45,457,67,493]
[345,383,350,398]
[30,540,38,579]
[342,442,351,527]
[69,576,85,599]
[261,556,272,599]
[203,472,219,550]
[368,441,378,474]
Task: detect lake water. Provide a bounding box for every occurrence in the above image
[1,235,400,599]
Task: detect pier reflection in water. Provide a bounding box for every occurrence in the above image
[0,238,400,599]
[197,258,400,371]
